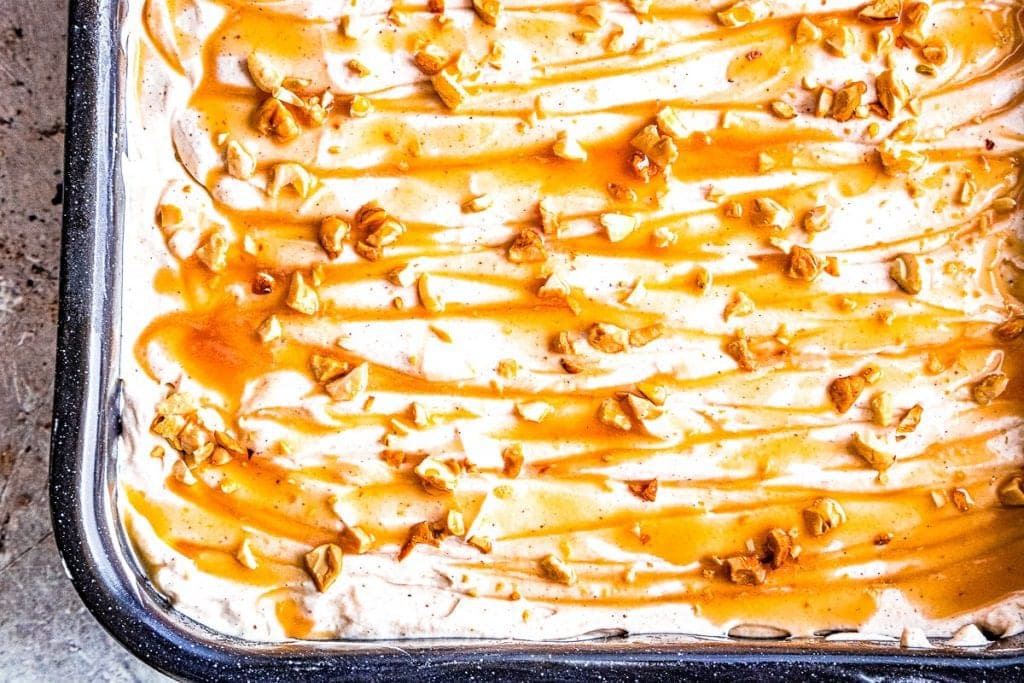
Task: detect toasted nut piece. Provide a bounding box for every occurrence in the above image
[828,375,867,413]
[236,538,259,569]
[890,119,918,143]
[724,555,766,585]
[247,53,284,93]
[832,81,866,122]
[870,391,895,427]
[339,525,374,554]
[431,67,469,109]
[414,45,450,75]
[462,194,493,213]
[627,479,658,502]
[625,394,661,421]
[795,16,822,42]
[502,444,524,477]
[752,198,793,229]
[997,474,1024,506]
[824,26,856,57]
[325,363,369,401]
[724,336,756,371]
[196,230,229,272]
[629,323,665,347]
[893,404,922,434]
[305,543,343,592]
[803,497,847,536]
[472,0,502,24]
[552,132,588,162]
[994,317,1024,342]
[803,206,829,232]
[507,229,547,263]
[770,101,797,119]
[269,162,316,199]
[538,554,576,585]
[600,213,639,242]
[815,87,834,118]
[973,373,1009,405]
[225,140,257,180]
[311,353,352,383]
[950,487,974,512]
[788,246,823,281]
[879,139,926,175]
[467,535,493,553]
[637,381,667,405]
[922,39,949,65]
[717,0,768,27]
[417,273,445,313]
[589,323,630,353]
[889,253,922,294]
[655,106,688,138]
[875,70,910,119]
[446,510,466,537]
[415,456,459,494]
[858,0,902,23]
[851,432,896,471]
[630,125,678,167]
[724,291,755,321]
[254,98,300,142]
[538,272,571,300]
[764,528,792,569]
[860,365,882,384]
[516,401,553,423]
[172,459,197,485]
[598,397,632,431]
[319,215,350,259]
[398,521,445,560]
[286,272,319,315]
[694,266,712,293]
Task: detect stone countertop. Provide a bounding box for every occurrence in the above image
[0,2,164,680]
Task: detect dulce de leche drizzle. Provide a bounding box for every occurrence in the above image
[121,0,1024,639]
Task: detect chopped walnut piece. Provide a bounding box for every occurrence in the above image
[803,206,829,233]
[600,213,639,242]
[724,336,757,371]
[875,70,910,120]
[858,0,902,23]
[324,363,369,401]
[597,398,632,431]
[304,543,343,592]
[629,323,665,347]
[269,162,316,199]
[629,151,659,183]
[769,101,797,120]
[196,230,229,272]
[724,555,766,585]
[254,98,300,142]
[627,479,658,502]
[502,444,524,478]
[311,353,351,383]
[803,497,847,536]
[588,323,630,353]
[828,374,867,413]
[994,317,1024,342]
[896,404,923,434]
[338,525,374,554]
[318,215,349,259]
[286,272,319,315]
[973,373,1009,406]
[538,554,577,585]
[630,124,678,168]
[831,82,867,122]
[787,246,823,281]
[724,291,755,321]
[507,229,547,263]
[415,456,459,494]
[997,474,1024,506]
[247,53,284,93]
[764,528,792,569]
[552,132,588,162]
[431,67,468,109]
[398,520,445,560]
[716,0,768,27]
[851,432,896,471]
[516,401,553,423]
[889,253,922,294]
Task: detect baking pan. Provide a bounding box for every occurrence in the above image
[49,0,1024,679]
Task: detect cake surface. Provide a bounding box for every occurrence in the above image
[120,0,1024,641]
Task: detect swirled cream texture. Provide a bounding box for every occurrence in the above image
[120,0,1024,641]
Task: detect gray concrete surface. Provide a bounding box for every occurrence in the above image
[0,2,164,681]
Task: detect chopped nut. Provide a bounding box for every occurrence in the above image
[398,521,445,560]
[724,555,766,585]
[225,140,257,180]
[236,538,259,570]
[858,0,902,23]
[627,479,658,502]
[896,404,923,433]
[588,323,630,353]
[724,291,755,320]
[304,542,343,591]
[472,0,502,25]
[269,162,316,199]
[694,266,712,293]
[828,374,867,413]
[851,432,896,471]
[319,215,349,259]
[637,381,667,406]
[416,273,446,313]
[625,394,661,421]
[171,458,196,485]
[889,253,922,294]
[415,456,459,494]
[446,510,466,537]
[875,70,910,120]
[922,39,949,65]
[502,444,524,477]
[630,124,678,168]
[769,101,797,120]
[286,272,318,315]
[324,363,368,401]
[803,206,829,233]
[195,230,229,272]
[349,95,373,118]
[467,535,493,553]
[254,98,300,142]
[795,17,822,43]
[803,497,847,536]
[600,213,639,242]
[716,0,768,28]
[994,317,1024,342]
[414,45,450,75]
[461,194,493,213]
[538,554,576,585]
[973,373,1009,406]
[431,67,469,109]
[629,151,659,182]
[825,26,856,57]
[655,106,688,138]
[752,197,793,229]
[247,53,284,93]
[950,487,974,512]
[764,528,792,569]
[832,81,867,122]
[311,353,351,383]
[724,336,757,371]
[507,229,547,263]
[870,391,895,427]
[815,87,835,118]
[552,132,588,162]
[997,474,1024,506]
[516,401,553,423]
[861,365,882,384]
[878,139,926,175]
[629,323,665,347]
[339,525,374,554]
[788,245,823,281]
[597,397,632,431]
